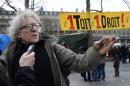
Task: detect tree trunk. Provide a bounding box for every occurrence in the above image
[25,0,29,9]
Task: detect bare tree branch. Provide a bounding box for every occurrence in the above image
[86,0,102,12]
[101,0,103,12]
[4,0,43,11]
[25,0,29,9]
[5,0,17,11]
[31,0,43,10]
[34,6,42,9]
[34,0,42,6]
[123,0,130,10]
[31,0,35,10]
[90,9,102,12]
[0,2,6,8]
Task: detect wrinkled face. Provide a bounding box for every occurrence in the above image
[17,17,41,44]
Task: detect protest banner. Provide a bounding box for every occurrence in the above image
[58,12,130,31]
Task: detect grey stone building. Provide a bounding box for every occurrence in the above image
[0,8,15,34]
[0,8,130,44]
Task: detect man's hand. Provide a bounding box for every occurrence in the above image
[94,35,118,55]
[19,52,35,67]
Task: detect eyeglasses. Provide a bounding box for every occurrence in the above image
[19,23,41,31]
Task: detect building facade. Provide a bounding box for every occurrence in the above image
[0,9,130,44]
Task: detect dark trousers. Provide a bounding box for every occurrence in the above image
[113,60,120,76]
[81,72,87,81]
[87,71,91,81]
[97,63,105,80]
[114,67,119,76]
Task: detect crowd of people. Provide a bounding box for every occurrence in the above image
[79,46,106,82]
[0,9,117,86]
[80,59,106,82]
[79,43,130,83]
[108,44,130,77]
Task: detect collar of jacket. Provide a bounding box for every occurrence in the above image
[40,33,59,43]
[44,37,66,86]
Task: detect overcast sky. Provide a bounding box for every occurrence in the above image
[0,0,130,12]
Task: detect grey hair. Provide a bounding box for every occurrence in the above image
[8,10,41,40]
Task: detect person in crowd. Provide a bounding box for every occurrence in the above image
[79,46,87,81]
[97,58,106,80]
[87,70,92,82]
[0,49,36,86]
[120,44,128,64]
[6,10,117,86]
[127,45,130,63]
[0,50,9,86]
[91,67,98,81]
[111,46,121,77]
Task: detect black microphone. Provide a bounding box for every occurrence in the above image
[27,44,35,54]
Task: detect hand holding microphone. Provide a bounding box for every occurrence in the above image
[19,45,35,67]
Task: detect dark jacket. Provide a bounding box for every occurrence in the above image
[0,57,35,86]
[13,66,35,86]
[0,60,10,86]
[6,37,103,86]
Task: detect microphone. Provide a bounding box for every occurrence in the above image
[27,44,35,54]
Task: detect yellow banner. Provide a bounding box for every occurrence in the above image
[58,12,130,31]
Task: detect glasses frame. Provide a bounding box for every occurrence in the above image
[19,23,41,31]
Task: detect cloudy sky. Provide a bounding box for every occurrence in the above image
[0,0,130,12]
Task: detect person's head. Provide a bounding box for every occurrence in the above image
[9,10,41,44]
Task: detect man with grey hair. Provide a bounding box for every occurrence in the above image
[6,10,117,86]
